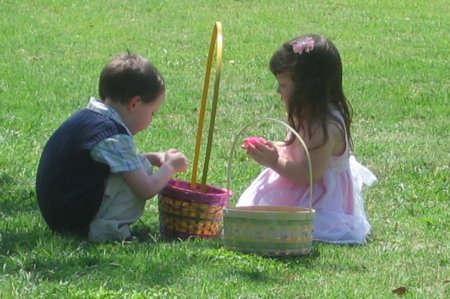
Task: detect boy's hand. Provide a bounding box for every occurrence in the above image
[144,152,165,167]
[163,149,189,173]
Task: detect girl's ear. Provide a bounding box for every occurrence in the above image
[127,96,141,111]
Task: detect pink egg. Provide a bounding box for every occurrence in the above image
[243,136,266,148]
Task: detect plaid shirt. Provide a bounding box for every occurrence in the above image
[88,98,144,173]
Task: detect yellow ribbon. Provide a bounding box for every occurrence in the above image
[190,22,223,191]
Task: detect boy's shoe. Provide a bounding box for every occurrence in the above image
[122,235,139,244]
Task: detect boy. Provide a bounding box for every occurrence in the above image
[36,53,188,241]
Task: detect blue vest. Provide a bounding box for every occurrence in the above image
[36,109,129,236]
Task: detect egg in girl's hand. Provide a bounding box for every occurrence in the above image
[242,136,267,149]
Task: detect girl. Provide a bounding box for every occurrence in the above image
[237,34,377,244]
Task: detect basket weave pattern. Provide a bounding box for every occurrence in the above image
[223,118,316,256]
[158,179,230,239]
[223,206,314,256]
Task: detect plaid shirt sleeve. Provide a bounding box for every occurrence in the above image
[90,134,144,173]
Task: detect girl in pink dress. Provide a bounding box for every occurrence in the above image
[237,34,377,244]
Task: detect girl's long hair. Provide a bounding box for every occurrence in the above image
[269,34,353,150]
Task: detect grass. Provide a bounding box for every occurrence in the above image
[1,0,449,298]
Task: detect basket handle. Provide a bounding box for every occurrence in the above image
[226,118,313,210]
[190,21,223,192]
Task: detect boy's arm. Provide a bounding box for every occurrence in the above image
[144,152,165,167]
[121,163,174,200]
[122,149,188,200]
[91,135,187,199]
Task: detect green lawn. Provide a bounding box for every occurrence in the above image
[1,0,449,298]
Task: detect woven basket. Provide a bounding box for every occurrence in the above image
[158,22,229,240]
[223,118,316,256]
[158,179,230,239]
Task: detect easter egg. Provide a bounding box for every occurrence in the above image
[243,136,266,148]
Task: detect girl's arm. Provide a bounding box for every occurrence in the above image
[274,138,334,185]
[246,123,344,185]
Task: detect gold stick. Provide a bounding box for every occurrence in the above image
[191,22,223,191]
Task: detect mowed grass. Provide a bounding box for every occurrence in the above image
[0,0,449,298]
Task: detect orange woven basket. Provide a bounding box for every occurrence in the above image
[158,179,230,239]
[158,22,231,239]
[223,118,316,256]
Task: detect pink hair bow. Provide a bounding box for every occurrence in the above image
[291,37,315,54]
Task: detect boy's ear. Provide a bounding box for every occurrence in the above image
[127,96,141,111]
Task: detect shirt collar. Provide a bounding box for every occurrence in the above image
[87,97,132,135]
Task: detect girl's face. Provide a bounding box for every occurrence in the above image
[276,73,295,104]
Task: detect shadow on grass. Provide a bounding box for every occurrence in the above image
[0,229,50,255]
[0,184,325,290]
[1,225,330,291]
[0,185,38,217]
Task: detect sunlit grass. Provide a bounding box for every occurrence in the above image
[1,0,449,298]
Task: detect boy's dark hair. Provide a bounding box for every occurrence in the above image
[269,34,353,149]
[99,53,165,104]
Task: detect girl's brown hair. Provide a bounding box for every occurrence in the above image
[269,34,353,149]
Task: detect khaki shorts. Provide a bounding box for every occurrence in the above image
[88,155,152,241]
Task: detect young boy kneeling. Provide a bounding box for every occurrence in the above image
[36,53,188,242]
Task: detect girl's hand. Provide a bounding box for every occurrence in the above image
[163,149,189,174]
[243,137,279,168]
[242,136,267,149]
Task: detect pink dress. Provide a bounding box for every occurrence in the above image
[236,113,377,244]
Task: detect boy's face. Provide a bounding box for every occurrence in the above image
[129,91,165,135]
